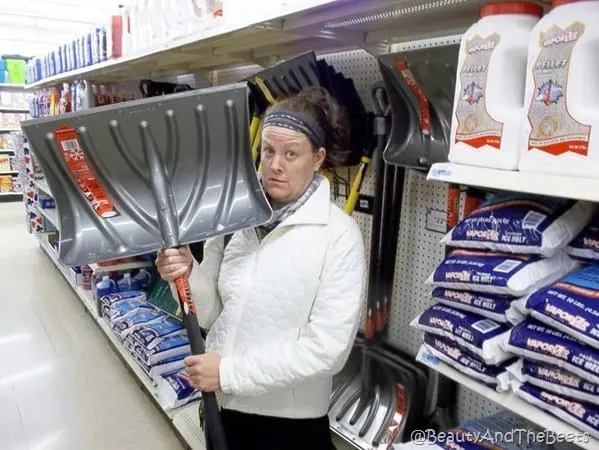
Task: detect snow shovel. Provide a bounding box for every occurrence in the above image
[377,48,457,171]
[21,83,274,450]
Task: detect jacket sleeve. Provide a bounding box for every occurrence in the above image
[169,236,225,329]
[219,221,366,396]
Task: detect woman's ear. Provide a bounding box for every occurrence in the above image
[313,147,326,171]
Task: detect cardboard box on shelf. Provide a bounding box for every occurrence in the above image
[0,153,10,171]
[0,175,13,192]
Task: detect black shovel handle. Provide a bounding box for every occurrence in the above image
[175,277,229,450]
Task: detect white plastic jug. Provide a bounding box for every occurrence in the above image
[449,2,543,170]
[519,0,599,178]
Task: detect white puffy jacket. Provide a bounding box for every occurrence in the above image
[186,178,366,419]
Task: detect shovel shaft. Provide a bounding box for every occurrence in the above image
[176,276,229,450]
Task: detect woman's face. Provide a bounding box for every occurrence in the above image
[261,126,325,207]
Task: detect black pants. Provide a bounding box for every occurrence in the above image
[219,409,336,450]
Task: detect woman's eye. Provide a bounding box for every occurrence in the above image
[285,151,297,159]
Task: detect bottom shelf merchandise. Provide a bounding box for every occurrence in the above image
[37,233,207,450]
[417,346,599,449]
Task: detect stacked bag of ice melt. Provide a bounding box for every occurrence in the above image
[412,193,595,395]
[98,291,200,409]
[501,264,599,439]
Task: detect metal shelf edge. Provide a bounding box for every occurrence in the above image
[427,162,599,203]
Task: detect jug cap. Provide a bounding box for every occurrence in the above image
[480,2,543,17]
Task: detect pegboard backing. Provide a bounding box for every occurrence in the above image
[209,48,503,426]
[387,170,446,355]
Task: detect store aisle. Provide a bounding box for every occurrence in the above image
[0,202,183,450]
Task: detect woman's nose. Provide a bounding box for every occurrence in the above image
[269,155,284,172]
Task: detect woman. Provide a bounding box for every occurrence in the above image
[156,87,366,450]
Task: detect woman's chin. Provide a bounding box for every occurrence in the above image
[266,186,289,203]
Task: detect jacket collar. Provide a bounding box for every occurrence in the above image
[277,175,331,227]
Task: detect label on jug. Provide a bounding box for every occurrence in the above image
[527,22,591,156]
[454,33,503,149]
[54,125,119,219]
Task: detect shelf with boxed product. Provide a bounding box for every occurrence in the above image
[427,162,599,204]
[25,0,488,88]
[36,232,207,450]
[416,346,598,450]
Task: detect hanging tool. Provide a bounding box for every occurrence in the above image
[343,84,385,215]
[243,52,368,172]
[328,81,393,447]
[377,46,458,171]
[21,84,274,450]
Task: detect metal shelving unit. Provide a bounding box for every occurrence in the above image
[25,0,495,87]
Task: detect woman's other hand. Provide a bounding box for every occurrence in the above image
[156,247,193,281]
[183,352,222,392]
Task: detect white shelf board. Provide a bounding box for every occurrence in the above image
[416,346,599,449]
[39,208,59,230]
[37,233,204,449]
[0,83,26,89]
[90,260,153,274]
[0,191,22,196]
[34,179,52,196]
[0,170,18,174]
[0,128,20,132]
[0,148,15,153]
[427,162,599,203]
[0,107,29,112]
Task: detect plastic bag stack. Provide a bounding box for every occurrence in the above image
[413,193,599,438]
[98,291,200,410]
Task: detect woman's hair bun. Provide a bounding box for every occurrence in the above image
[269,86,351,169]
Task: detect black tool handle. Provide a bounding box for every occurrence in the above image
[176,278,229,450]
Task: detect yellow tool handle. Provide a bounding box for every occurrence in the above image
[253,77,277,105]
[249,116,260,145]
[251,131,262,166]
[344,156,371,215]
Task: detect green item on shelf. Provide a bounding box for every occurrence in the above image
[146,273,182,320]
[5,59,26,84]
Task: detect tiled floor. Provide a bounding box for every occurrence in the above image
[0,202,183,450]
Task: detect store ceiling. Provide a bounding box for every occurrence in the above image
[0,0,124,57]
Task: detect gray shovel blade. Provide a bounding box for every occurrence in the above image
[378,48,458,171]
[21,83,273,267]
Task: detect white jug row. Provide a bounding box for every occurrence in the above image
[449,0,599,178]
